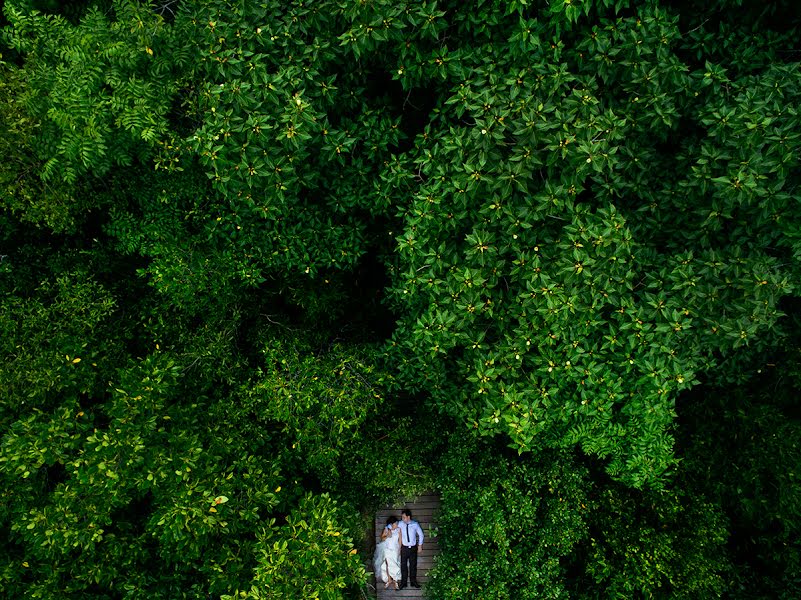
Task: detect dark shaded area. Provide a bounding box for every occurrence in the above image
[362,64,442,154]
[91,405,112,432]
[0,527,32,585]
[165,87,200,137]
[108,491,154,537]
[153,0,182,23]
[30,0,112,24]
[338,234,398,342]
[43,462,67,493]
[673,342,801,596]
[666,0,801,72]
[666,0,801,36]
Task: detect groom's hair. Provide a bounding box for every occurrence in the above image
[401,509,412,519]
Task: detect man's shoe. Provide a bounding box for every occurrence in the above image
[412,582,421,589]
[398,584,406,590]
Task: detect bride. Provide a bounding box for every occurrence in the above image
[374,516,402,590]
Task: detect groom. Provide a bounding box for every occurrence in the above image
[398,508,424,589]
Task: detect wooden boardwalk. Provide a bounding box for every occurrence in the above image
[371,492,440,599]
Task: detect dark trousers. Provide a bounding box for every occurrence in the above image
[400,545,418,585]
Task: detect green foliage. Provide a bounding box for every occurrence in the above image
[231,334,438,507]
[333,412,439,507]
[0,238,396,599]
[0,54,82,232]
[0,270,119,421]
[101,161,252,315]
[180,0,407,278]
[3,0,192,183]
[569,482,729,598]
[429,433,590,599]
[678,332,801,599]
[429,432,730,599]
[382,0,799,487]
[240,338,388,485]
[0,339,372,598]
[225,493,366,600]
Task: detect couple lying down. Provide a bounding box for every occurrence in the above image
[373,508,425,590]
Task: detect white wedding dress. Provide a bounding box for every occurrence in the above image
[374,526,402,584]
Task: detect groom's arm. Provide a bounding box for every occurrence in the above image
[416,523,424,553]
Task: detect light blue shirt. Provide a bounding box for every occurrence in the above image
[399,519,424,548]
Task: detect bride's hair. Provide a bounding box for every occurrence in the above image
[385,516,399,527]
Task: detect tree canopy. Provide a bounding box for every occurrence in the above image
[1,0,800,597]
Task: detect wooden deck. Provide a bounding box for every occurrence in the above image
[371,492,441,599]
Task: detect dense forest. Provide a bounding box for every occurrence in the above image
[1,0,800,598]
